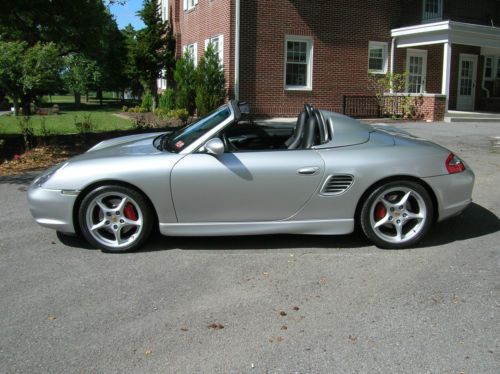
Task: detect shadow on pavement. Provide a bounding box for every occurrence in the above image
[57,203,500,253]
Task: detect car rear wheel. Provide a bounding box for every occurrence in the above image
[360,181,433,249]
[79,185,153,253]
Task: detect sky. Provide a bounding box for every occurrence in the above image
[108,0,145,30]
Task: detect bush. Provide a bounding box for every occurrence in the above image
[159,88,176,111]
[18,116,34,150]
[195,43,226,117]
[153,108,169,119]
[168,108,189,124]
[121,105,129,112]
[174,52,197,115]
[141,92,153,112]
[74,113,94,134]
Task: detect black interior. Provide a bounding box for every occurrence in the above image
[221,103,330,152]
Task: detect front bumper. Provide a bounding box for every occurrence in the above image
[424,168,475,222]
[27,184,78,234]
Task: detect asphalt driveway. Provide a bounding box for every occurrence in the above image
[0,121,499,373]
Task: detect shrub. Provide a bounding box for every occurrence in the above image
[121,105,129,112]
[195,43,226,117]
[154,108,169,119]
[18,116,34,150]
[168,108,189,124]
[74,113,94,134]
[174,52,197,115]
[141,91,153,112]
[159,88,176,111]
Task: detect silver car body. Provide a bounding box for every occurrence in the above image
[27,103,474,238]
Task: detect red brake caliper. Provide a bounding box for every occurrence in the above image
[375,203,387,221]
[124,203,138,221]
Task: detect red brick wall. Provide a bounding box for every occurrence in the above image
[238,0,401,116]
[171,0,234,95]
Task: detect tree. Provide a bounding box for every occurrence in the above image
[62,54,101,106]
[0,41,27,114]
[134,0,175,110]
[121,25,144,99]
[195,43,226,116]
[0,41,63,115]
[174,51,197,115]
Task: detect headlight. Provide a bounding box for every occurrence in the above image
[33,163,67,187]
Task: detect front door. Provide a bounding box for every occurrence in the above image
[171,150,325,222]
[457,54,478,111]
[406,49,428,93]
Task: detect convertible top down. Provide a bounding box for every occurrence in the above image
[28,101,474,252]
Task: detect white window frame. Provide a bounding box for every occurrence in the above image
[368,41,388,74]
[422,0,443,23]
[183,43,198,66]
[183,0,197,12]
[284,35,314,91]
[484,56,494,81]
[205,35,224,66]
[406,49,428,93]
[159,0,168,21]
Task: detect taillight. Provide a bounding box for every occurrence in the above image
[446,153,465,174]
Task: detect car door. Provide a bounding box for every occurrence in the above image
[170,150,325,222]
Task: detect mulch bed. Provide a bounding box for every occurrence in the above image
[0,146,76,175]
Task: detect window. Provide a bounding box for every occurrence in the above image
[205,35,224,66]
[422,0,443,22]
[159,0,168,21]
[284,36,313,90]
[183,0,197,11]
[406,49,428,93]
[484,57,493,81]
[497,57,500,79]
[368,41,388,74]
[183,43,198,66]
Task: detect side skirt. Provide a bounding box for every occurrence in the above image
[159,219,354,237]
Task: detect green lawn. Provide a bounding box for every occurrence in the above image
[0,95,135,135]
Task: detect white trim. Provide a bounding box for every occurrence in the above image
[368,41,388,74]
[284,35,314,91]
[442,42,452,111]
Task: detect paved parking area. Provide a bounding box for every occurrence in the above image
[0,121,499,373]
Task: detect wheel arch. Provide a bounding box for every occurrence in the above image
[354,175,439,225]
[72,180,160,235]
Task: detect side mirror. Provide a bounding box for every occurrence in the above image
[204,138,225,155]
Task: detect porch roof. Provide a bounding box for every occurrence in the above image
[391,20,500,49]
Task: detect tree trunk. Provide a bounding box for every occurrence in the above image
[22,94,31,116]
[74,93,81,107]
[13,98,20,116]
[152,79,159,111]
[97,89,103,106]
[86,92,89,103]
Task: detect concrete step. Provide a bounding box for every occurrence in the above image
[445,116,500,123]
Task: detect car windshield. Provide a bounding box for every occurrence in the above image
[163,105,231,153]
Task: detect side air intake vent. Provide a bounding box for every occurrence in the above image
[321,175,354,195]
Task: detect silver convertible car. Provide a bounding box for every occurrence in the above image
[28,101,474,252]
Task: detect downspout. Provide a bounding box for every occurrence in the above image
[482,60,490,98]
[389,37,396,93]
[234,0,240,101]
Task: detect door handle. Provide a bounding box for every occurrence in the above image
[297,167,320,175]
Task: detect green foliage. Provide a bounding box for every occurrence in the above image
[121,25,144,98]
[159,88,176,111]
[0,41,26,109]
[141,92,153,111]
[74,114,94,134]
[62,53,101,102]
[195,43,226,117]
[18,116,35,150]
[121,105,129,112]
[134,0,176,109]
[174,52,197,115]
[167,108,189,124]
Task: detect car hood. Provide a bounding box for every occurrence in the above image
[73,132,169,161]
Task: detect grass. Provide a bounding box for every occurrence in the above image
[0,95,136,135]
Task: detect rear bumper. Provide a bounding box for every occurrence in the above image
[27,185,78,234]
[424,168,475,222]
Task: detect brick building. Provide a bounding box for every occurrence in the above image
[159,0,500,120]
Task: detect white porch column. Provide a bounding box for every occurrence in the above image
[390,38,396,93]
[442,42,452,111]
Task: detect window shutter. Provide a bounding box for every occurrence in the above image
[183,0,188,11]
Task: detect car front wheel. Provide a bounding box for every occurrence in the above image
[360,181,433,249]
[79,185,153,253]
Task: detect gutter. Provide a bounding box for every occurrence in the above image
[235,0,240,101]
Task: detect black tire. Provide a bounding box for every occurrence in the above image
[78,185,153,253]
[360,180,433,249]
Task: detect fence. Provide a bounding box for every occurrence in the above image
[343,95,417,119]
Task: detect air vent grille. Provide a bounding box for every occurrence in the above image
[321,175,354,195]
